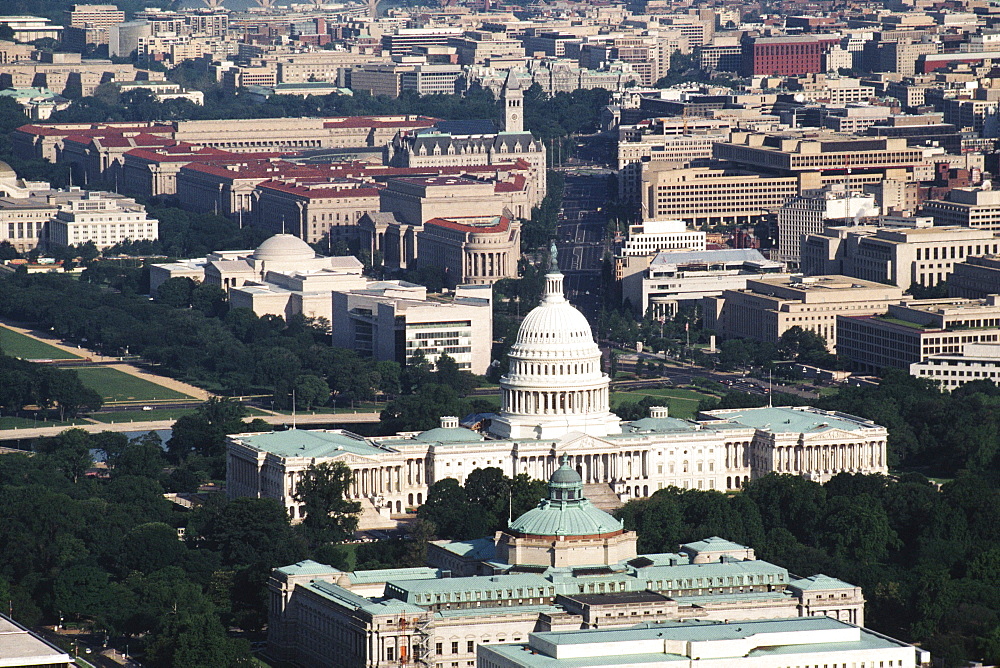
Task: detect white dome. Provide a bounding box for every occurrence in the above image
[489,245,620,440]
[515,300,595,349]
[252,234,316,262]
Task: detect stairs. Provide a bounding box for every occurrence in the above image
[583,483,624,512]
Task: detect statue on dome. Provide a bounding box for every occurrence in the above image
[549,240,559,273]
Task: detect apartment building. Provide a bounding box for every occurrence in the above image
[837,297,1000,372]
[705,275,905,351]
[802,223,1000,290]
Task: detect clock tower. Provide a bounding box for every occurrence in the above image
[502,70,523,134]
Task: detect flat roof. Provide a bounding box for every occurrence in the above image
[704,406,879,434]
[233,428,388,458]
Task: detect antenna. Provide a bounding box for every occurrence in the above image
[768,369,772,408]
[507,487,513,526]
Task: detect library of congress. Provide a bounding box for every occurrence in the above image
[227,245,889,522]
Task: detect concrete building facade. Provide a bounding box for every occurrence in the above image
[705,275,906,352]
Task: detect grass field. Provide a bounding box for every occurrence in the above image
[611,387,717,420]
[0,326,80,360]
[90,408,199,423]
[0,416,86,429]
[74,367,194,402]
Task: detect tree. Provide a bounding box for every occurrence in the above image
[188,497,307,568]
[156,276,195,307]
[35,428,93,483]
[294,462,362,546]
[293,374,330,410]
[417,478,487,540]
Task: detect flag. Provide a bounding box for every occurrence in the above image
[685,322,689,332]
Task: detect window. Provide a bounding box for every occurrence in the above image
[452,641,459,654]
[436,642,443,655]
[467,641,474,653]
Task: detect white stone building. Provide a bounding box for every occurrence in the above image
[46,190,159,250]
[227,250,889,524]
[911,342,1000,390]
[479,617,930,668]
[265,465,872,668]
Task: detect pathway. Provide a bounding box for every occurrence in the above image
[0,320,212,400]
[0,412,381,442]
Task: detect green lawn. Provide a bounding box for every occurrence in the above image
[0,416,85,429]
[90,408,199,423]
[0,326,80,360]
[611,387,717,420]
[74,367,194,402]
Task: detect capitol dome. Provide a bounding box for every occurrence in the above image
[488,242,620,440]
[252,234,316,262]
[508,455,623,538]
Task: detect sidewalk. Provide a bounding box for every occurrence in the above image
[0,320,212,400]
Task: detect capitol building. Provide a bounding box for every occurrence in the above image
[227,246,889,521]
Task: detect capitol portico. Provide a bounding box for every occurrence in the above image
[227,244,889,523]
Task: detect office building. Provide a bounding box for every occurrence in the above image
[332,283,493,373]
[922,186,1000,231]
[911,343,1000,390]
[0,613,72,668]
[949,255,1000,299]
[619,219,706,257]
[0,16,63,42]
[802,223,1000,290]
[739,35,840,77]
[705,275,905,351]
[47,190,158,250]
[837,296,1000,373]
[714,132,926,184]
[640,165,800,228]
[627,248,788,318]
[62,4,126,47]
[480,617,930,668]
[776,188,878,268]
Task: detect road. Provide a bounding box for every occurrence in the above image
[555,171,612,319]
[0,411,381,442]
[612,354,821,400]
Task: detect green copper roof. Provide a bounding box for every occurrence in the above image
[788,574,857,591]
[508,455,623,537]
[236,428,387,458]
[706,406,877,434]
[414,426,484,443]
[681,537,749,554]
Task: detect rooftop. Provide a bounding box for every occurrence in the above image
[702,406,881,434]
[232,429,388,458]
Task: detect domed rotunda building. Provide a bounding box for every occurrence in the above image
[490,244,622,440]
[496,454,638,567]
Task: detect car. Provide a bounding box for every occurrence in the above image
[142,406,153,411]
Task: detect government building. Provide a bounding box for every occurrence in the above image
[265,460,873,668]
[227,249,889,522]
